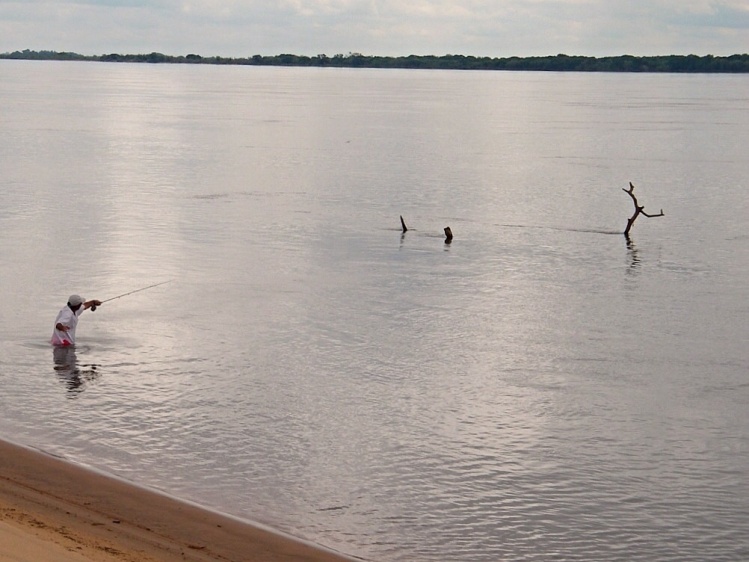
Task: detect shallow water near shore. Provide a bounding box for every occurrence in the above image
[1,60,748,561]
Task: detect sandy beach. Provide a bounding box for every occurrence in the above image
[0,439,356,562]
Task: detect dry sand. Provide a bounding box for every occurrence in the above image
[0,439,357,562]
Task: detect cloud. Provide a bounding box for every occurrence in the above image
[670,2,749,29]
[1,0,747,57]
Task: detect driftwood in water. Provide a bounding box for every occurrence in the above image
[399,216,453,242]
[623,182,664,237]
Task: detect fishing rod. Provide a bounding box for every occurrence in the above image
[91,280,171,311]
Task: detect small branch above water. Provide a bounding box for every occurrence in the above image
[623,182,664,237]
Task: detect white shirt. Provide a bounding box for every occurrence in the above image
[51,305,84,346]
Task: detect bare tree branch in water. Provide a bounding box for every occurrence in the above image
[623,182,664,237]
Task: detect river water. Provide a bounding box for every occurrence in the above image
[1,60,748,561]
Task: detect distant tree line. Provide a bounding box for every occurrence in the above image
[3,49,749,73]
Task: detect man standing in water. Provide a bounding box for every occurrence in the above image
[51,294,102,346]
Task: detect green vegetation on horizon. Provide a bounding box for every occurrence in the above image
[3,49,749,72]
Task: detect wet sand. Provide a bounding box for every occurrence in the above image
[0,439,356,562]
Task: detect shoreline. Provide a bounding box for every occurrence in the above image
[0,438,358,562]
[3,51,749,73]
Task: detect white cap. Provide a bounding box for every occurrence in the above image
[68,294,84,306]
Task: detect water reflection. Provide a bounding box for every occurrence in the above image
[625,236,641,275]
[52,346,100,395]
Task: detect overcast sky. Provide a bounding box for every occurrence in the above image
[1,0,748,58]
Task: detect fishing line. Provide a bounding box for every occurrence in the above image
[91,280,171,311]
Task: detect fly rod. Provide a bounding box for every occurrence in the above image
[91,280,171,311]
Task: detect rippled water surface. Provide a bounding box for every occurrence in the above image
[1,61,748,561]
